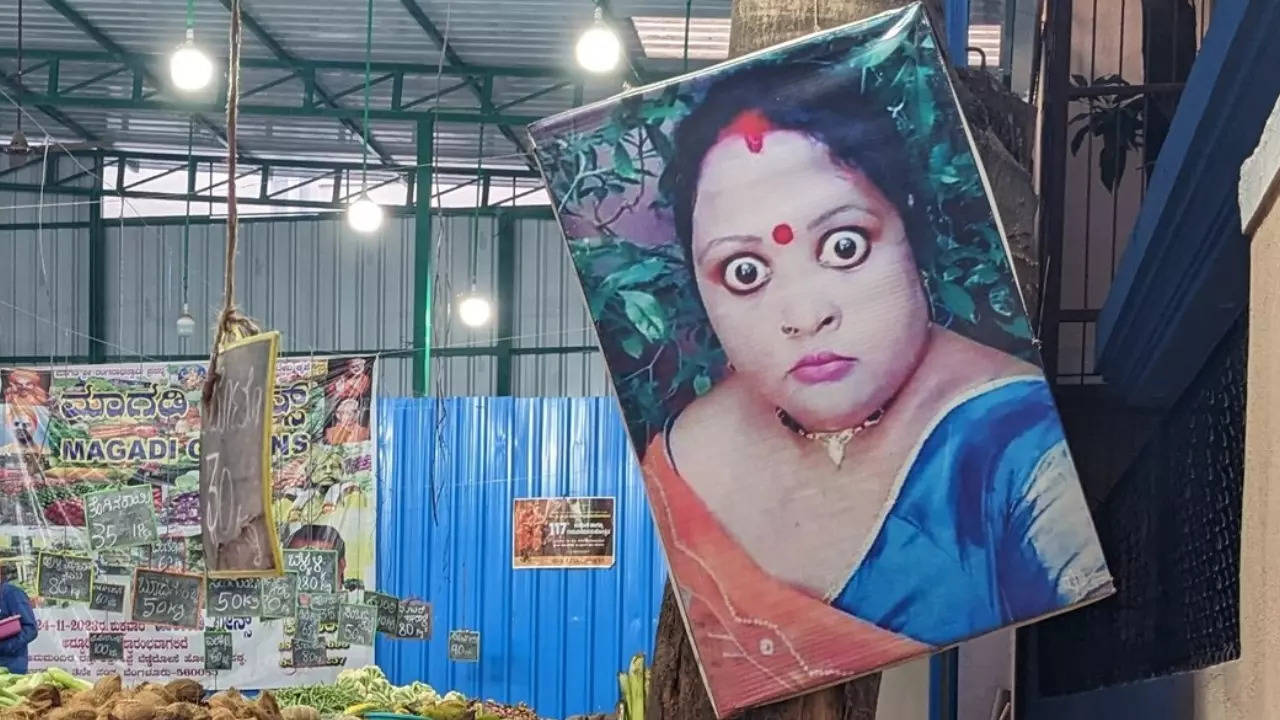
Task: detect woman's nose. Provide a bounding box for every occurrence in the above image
[780,307,840,337]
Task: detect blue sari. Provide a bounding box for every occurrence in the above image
[830,376,1112,645]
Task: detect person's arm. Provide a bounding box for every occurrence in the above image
[0,585,38,655]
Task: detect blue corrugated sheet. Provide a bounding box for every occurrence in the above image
[376,397,665,718]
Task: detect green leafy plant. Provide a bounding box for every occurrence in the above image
[1068,74,1146,192]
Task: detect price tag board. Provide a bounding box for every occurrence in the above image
[37,552,94,603]
[301,592,340,625]
[205,630,233,671]
[88,633,124,661]
[149,537,187,571]
[448,630,480,662]
[200,331,284,576]
[337,604,377,646]
[83,485,159,550]
[294,607,321,648]
[206,578,261,618]
[291,645,328,669]
[396,599,431,639]
[260,573,298,619]
[365,591,399,635]
[89,582,126,614]
[284,549,338,593]
[131,569,203,629]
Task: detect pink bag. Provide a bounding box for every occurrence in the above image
[0,615,21,640]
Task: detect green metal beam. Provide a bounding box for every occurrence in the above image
[495,212,516,395]
[87,152,106,363]
[412,118,434,396]
[0,205,553,232]
[0,47,590,82]
[65,149,541,178]
[0,69,100,141]
[397,0,537,166]
[0,344,597,367]
[19,92,541,125]
[216,0,396,165]
[37,0,243,155]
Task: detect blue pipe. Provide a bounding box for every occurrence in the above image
[945,0,972,67]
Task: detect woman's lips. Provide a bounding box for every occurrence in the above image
[788,351,856,384]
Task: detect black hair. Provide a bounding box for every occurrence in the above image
[667,59,934,278]
[285,524,346,558]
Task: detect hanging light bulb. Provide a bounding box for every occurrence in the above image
[346,193,384,234]
[176,304,196,337]
[170,29,214,91]
[457,293,493,328]
[575,8,622,74]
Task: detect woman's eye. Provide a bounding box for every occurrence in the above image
[720,255,772,294]
[817,228,870,268]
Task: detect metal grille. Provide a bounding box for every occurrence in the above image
[1040,0,1215,384]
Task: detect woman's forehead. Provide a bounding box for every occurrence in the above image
[692,131,886,241]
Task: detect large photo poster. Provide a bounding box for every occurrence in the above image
[0,355,377,688]
[530,4,1113,715]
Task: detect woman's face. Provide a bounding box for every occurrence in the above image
[690,129,930,431]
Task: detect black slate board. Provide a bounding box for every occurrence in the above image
[200,331,283,576]
[337,603,377,646]
[88,633,124,661]
[291,645,328,668]
[301,592,340,625]
[89,582,126,614]
[37,552,94,603]
[365,591,399,635]
[294,607,321,648]
[260,573,298,619]
[206,577,261,618]
[131,569,203,629]
[205,630,233,671]
[284,549,338,593]
[448,630,480,662]
[83,484,159,550]
[396,599,431,639]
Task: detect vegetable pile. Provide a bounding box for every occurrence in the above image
[0,667,546,720]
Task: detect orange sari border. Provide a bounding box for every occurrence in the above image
[641,436,930,717]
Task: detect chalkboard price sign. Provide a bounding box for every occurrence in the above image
[337,604,377,646]
[301,592,340,625]
[149,537,187,571]
[37,552,94,603]
[200,331,284,577]
[88,633,124,661]
[294,607,321,648]
[84,485,159,550]
[131,569,203,629]
[89,582,126,614]
[260,573,298,619]
[448,630,480,662]
[205,631,233,671]
[207,578,261,618]
[291,645,328,669]
[396,599,431,639]
[365,591,399,635]
[284,549,338,593]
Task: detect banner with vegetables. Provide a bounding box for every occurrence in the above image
[0,356,378,688]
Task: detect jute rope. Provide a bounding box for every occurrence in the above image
[203,0,260,405]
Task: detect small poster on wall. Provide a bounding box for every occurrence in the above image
[528,2,1113,716]
[513,497,615,569]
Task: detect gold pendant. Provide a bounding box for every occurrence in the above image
[816,429,855,468]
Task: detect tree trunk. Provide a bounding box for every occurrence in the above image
[646,3,1041,719]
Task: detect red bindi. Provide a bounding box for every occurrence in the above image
[718,110,774,154]
[771,223,794,245]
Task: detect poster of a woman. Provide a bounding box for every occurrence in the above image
[530,4,1112,716]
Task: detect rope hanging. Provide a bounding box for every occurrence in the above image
[202,0,259,404]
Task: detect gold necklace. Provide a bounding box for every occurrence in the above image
[775,405,887,468]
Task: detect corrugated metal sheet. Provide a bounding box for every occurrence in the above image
[0,162,93,359]
[2,210,604,397]
[376,396,663,718]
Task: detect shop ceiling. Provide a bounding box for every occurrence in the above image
[0,0,728,208]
